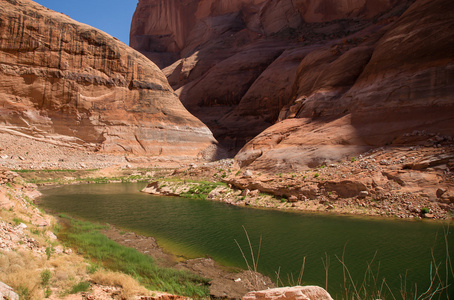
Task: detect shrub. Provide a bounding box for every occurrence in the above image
[421,207,430,214]
[12,217,24,225]
[45,287,52,298]
[16,286,30,300]
[70,281,90,294]
[45,245,54,260]
[41,269,52,286]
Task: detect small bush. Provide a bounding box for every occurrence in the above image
[12,217,24,225]
[16,286,30,300]
[421,207,430,214]
[45,287,52,298]
[41,269,52,286]
[70,281,90,294]
[45,245,54,260]
[314,173,320,178]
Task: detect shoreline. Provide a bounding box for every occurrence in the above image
[36,179,454,300]
[3,131,453,222]
[27,164,452,222]
[101,226,274,299]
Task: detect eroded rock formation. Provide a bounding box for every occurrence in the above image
[132,0,435,155]
[0,0,219,160]
[131,0,453,169]
[237,0,454,171]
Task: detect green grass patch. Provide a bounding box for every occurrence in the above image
[56,216,210,297]
[69,281,90,294]
[180,181,227,200]
[12,217,25,225]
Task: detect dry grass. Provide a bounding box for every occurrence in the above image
[0,248,91,298]
[48,254,88,291]
[91,270,151,299]
[0,250,45,299]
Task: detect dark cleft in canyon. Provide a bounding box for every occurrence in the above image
[130,0,454,170]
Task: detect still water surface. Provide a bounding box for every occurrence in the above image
[39,183,453,297]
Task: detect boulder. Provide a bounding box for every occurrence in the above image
[0,281,19,300]
[243,286,333,300]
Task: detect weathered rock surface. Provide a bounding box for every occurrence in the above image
[132,0,453,168]
[161,146,453,219]
[0,281,19,300]
[131,0,434,155]
[243,286,333,300]
[235,0,454,171]
[0,0,219,161]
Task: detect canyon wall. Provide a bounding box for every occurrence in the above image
[131,0,454,171]
[0,0,219,160]
[130,0,416,154]
[237,0,454,171]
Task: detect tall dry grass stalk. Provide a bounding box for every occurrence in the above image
[239,225,452,300]
[235,225,262,289]
[333,226,453,300]
[321,252,330,291]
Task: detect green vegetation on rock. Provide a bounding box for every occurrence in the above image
[179,181,227,200]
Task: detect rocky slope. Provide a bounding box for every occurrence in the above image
[131,0,453,164]
[142,144,454,220]
[0,0,219,161]
[0,169,203,299]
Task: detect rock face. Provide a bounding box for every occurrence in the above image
[130,0,427,155]
[243,286,333,300]
[236,0,454,171]
[0,0,219,160]
[0,281,19,300]
[131,0,453,168]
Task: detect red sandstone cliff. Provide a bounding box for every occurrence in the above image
[131,0,453,171]
[0,0,219,160]
[236,0,454,171]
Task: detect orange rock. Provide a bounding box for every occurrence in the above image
[0,0,218,161]
[236,0,454,172]
[130,0,415,154]
[243,286,333,300]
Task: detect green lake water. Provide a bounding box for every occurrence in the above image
[38,182,453,298]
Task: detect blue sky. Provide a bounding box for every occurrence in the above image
[34,0,138,45]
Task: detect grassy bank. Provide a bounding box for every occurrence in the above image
[55,215,210,297]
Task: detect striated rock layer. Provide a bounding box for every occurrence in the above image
[237,0,454,172]
[130,0,417,154]
[0,0,219,160]
[131,0,454,170]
